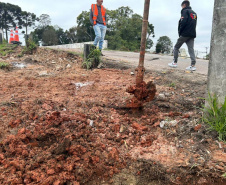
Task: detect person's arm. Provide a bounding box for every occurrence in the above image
[90,9,94,25]
[179,10,189,36]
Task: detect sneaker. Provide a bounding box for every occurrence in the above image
[186,66,196,71]
[168,62,178,68]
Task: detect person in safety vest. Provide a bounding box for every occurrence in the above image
[168,0,198,71]
[89,0,107,55]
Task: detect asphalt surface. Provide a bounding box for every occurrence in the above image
[102,50,209,75]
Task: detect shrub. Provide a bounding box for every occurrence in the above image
[23,39,37,54]
[202,93,226,141]
[82,48,101,70]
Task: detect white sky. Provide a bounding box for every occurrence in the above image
[1,0,215,56]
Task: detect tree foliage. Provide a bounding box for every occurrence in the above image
[38,14,51,28]
[0,2,22,41]
[42,26,58,46]
[155,36,172,54]
[75,6,155,51]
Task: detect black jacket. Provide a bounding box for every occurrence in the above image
[178,6,197,38]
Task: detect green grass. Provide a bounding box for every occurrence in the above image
[169,82,176,88]
[202,93,226,141]
[0,43,17,56]
[0,62,10,70]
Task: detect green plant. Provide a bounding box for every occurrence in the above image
[169,82,176,88]
[0,43,17,56]
[17,53,24,57]
[82,48,101,70]
[0,62,10,70]
[202,93,226,141]
[23,39,37,54]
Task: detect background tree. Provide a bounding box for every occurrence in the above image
[0,2,22,41]
[20,11,37,43]
[38,14,51,28]
[106,6,155,51]
[74,6,154,51]
[75,11,95,42]
[42,26,57,46]
[155,36,172,54]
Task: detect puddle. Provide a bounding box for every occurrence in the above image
[74,82,94,89]
[12,62,27,69]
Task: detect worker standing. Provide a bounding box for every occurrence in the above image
[90,0,107,55]
[168,0,198,71]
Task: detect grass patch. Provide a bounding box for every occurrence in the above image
[202,93,226,141]
[0,62,10,70]
[169,82,176,88]
[0,43,17,56]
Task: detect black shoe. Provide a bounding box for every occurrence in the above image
[99,49,104,56]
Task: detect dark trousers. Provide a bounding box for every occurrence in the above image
[174,36,196,66]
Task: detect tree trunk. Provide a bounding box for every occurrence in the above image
[5,28,8,42]
[207,0,226,104]
[0,33,3,44]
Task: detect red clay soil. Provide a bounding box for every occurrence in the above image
[0,47,225,185]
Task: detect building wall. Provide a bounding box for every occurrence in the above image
[207,0,226,103]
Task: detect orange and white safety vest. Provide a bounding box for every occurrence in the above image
[91,4,106,25]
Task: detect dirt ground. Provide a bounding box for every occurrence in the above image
[0,46,225,185]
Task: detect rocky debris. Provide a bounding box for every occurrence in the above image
[11,62,26,69]
[160,120,178,128]
[38,71,49,77]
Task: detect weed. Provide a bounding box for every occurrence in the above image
[202,93,226,141]
[17,53,24,58]
[23,39,37,54]
[0,43,17,56]
[0,62,10,70]
[82,48,101,70]
[169,82,176,88]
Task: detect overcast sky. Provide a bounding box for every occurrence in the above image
[1,0,214,55]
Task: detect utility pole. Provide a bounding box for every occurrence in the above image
[207,0,226,104]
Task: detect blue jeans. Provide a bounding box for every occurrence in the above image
[93,23,107,50]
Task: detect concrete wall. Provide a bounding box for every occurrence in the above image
[207,0,226,103]
[42,40,108,50]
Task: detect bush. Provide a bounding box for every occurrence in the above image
[23,39,37,54]
[202,93,226,141]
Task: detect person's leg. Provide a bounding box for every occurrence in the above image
[93,24,101,47]
[98,24,107,50]
[173,36,188,63]
[186,38,196,66]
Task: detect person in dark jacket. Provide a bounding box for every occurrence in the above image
[169,0,198,71]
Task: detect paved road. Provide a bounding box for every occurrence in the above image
[102,50,209,75]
